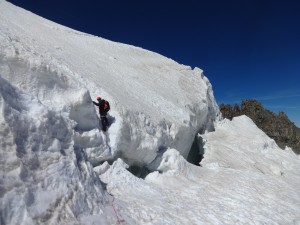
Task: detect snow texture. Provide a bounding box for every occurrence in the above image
[0,1,299,225]
[98,117,300,225]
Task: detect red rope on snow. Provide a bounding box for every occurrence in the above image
[106,172,121,225]
[110,194,121,225]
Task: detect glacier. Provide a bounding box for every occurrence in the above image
[0,1,299,225]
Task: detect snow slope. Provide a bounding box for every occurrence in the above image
[1,1,299,225]
[0,0,218,167]
[98,116,300,224]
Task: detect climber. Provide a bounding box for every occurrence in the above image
[93,96,110,131]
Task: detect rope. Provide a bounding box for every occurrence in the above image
[110,193,121,225]
[106,171,121,225]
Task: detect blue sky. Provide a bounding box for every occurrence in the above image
[8,0,300,126]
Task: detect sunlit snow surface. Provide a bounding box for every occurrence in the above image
[1,1,299,225]
[99,116,300,224]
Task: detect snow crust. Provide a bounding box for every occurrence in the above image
[97,116,300,225]
[1,1,299,225]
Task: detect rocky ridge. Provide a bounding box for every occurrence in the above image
[220,99,300,154]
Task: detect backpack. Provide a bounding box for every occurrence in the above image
[104,100,110,112]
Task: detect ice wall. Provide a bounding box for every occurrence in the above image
[0,76,115,224]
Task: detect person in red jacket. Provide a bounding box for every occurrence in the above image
[93,96,110,131]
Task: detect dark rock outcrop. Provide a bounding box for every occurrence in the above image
[220,99,300,154]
